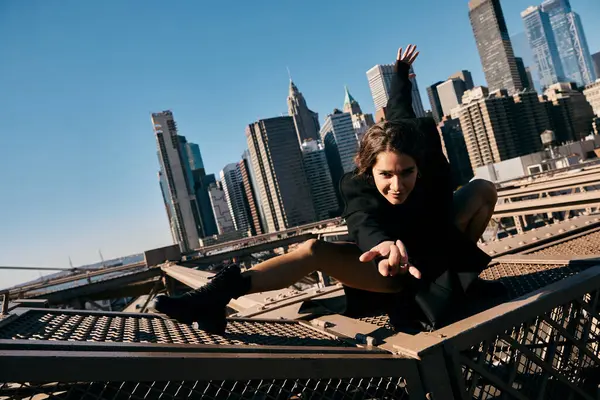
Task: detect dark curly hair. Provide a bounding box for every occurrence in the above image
[354,121,425,177]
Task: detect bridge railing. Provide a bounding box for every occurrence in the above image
[0,308,426,399]
[383,260,600,399]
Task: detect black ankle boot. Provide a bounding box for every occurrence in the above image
[152,264,251,334]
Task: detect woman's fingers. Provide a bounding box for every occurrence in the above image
[359,250,378,263]
[397,47,403,61]
[403,44,414,60]
[388,243,400,269]
[408,51,420,65]
[395,240,409,265]
[378,258,398,277]
[408,266,422,279]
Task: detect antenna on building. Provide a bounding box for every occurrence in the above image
[99,249,105,268]
[287,66,292,81]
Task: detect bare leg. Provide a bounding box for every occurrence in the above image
[244,239,403,294]
[453,179,498,242]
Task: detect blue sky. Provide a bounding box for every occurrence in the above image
[1,0,599,288]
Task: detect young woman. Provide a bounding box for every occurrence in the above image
[153,44,504,334]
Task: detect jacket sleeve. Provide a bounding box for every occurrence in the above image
[384,61,416,122]
[340,173,394,253]
[418,118,457,222]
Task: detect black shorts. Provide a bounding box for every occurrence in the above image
[342,226,491,321]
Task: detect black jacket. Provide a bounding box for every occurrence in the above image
[340,61,490,281]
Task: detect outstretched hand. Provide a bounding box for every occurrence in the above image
[359,240,422,279]
[397,44,419,78]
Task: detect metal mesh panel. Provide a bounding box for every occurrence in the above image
[0,310,349,347]
[531,230,600,257]
[480,262,588,299]
[358,314,395,331]
[456,290,600,399]
[356,263,590,333]
[0,377,409,399]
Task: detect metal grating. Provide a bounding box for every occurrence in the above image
[0,310,350,347]
[0,377,409,400]
[531,230,600,257]
[358,314,395,331]
[456,290,600,399]
[481,262,589,299]
[356,263,589,332]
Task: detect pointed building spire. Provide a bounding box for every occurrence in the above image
[344,85,356,107]
[287,78,320,144]
[343,86,362,115]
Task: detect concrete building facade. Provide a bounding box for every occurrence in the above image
[457,87,520,173]
[438,78,468,117]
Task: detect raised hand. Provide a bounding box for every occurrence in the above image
[359,240,421,279]
[397,44,419,66]
[397,44,419,79]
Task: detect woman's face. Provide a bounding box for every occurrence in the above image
[372,150,418,205]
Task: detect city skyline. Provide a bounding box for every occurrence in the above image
[1,0,599,289]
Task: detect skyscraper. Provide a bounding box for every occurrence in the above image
[192,169,218,237]
[584,81,600,117]
[343,86,374,142]
[542,0,597,86]
[593,52,600,79]
[427,81,445,123]
[544,82,596,140]
[525,67,537,90]
[437,117,473,186]
[469,0,524,94]
[300,140,339,221]
[152,110,203,251]
[220,163,250,233]
[238,156,264,236]
[321,110,359,175]
[366,64,426,117]
[287,80,320,145]
[185,142,204,170]
[246,117,316,232]
[208,181,236,235]
[437,78,468,117]
[449,71,475,90]
[456,88,520,172]
[515,57,533,90]
[522,5,565,90]
[512,91,549,154]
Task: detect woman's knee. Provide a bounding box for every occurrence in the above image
[471,179,497,207]
[298,238,328,258]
